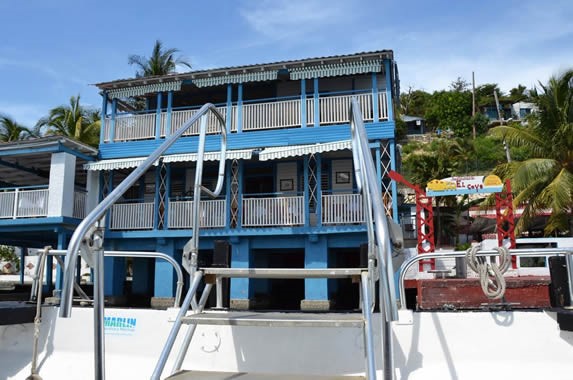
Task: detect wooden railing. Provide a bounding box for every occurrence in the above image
[242,196,304,227]
[322,193,364,225]
[110,202,154,230]
[168,199,226,229]
[0,188,49,219]
[102,92,389,142]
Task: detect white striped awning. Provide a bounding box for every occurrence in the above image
[192,71,278,88]
[107,81,182,99]
[84,149,254,171]
[290,60,382,80]
[162,149,253,163]
[258,140,352,161]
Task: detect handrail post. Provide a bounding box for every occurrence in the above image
[94,245,105,380]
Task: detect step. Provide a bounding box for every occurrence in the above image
[202,268,365,279]
[181,311,365,328]
[166,370,365,379]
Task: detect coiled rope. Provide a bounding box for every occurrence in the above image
[466,245,511,299]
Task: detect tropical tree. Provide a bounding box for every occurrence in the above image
[36,95,101,147]
[425,90,473,136]
[489,69,573,235]
[128,40,191,77]
[0,115,34,142]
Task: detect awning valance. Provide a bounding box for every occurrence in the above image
[258,140,352,161]
[192,71,278,88]
[85,149,254,171]
[107,81,182,99]
[290,60,382,80]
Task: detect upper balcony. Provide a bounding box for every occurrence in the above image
[102,91,389,143]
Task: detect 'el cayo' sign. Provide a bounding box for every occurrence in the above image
[425,175,503,196]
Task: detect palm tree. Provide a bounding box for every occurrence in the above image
[489,69,573,235]
[36,95,101,147]
[0,115,34,142]
[128,40,191,77]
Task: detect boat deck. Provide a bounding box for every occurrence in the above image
[168,371,364,379]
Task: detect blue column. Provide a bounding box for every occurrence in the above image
[300,78,307,128]
[384,59,394,121]
[372,72,379,123]
[226,84,233,133]
[55,232,66,293]
[165,91,173,137]
[19,248,26,285]
[304,235,328,301]
[237,161,244,228]
[155,92,163,139]
[230,237,251,301]
[225,164,232,229]
[110,98,117,142]
[313,78,319,126]
[164,163,171,230]
[104,241,125,297]
[390,139,399,222]
[154,239,177,298]
[154,167,160,230]
[303,157,310,227]
[237,83,243,133]
[100,92,108,143]
[375,144,382,182]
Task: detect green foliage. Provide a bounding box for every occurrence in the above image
[475,83,502,107]
[450,77,470,92]
[394,116,408,141]
[128,40,191,77]
[509,85,530,102]
[36,95,101,147]
[400,88,432,116]
[489,69,573,235]
[425,90,473,137]
[0,115,34,142]
[0,245,19,271]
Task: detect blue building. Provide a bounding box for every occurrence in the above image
[84,50,399,310]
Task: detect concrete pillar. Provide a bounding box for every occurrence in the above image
[86,170,100,214]
[301,235,330,311]
[48,152,76,217]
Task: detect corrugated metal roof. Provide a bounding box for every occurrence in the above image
[95,50,393,91]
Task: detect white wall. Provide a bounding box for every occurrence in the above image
[331,159,353,192]
[47,152,76,217]
[276,162,297,194]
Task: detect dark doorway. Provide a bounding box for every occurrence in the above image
[329,248,361,310]
[251,249,305,310]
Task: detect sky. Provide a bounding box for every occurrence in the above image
[1,0,572,127]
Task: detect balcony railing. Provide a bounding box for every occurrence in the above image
[73,191,87,219]
[103,92,388,142]
[110,202,154,230]
[0,187,49,219]
[242,196,305,227]
[168,199,226,229]
[322,193,364,225]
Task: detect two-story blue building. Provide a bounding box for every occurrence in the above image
[88,50,400,310]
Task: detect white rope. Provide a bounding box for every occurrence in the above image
[466,245,512,299]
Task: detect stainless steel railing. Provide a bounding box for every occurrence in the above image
[59,103,227,380]
[349,97,397,380]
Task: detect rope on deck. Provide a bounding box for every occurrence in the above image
[466,245,511,299]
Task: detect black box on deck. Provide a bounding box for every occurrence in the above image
[549,256,571,307]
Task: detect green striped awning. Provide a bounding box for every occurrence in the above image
[193,71,278,88]
[290,60,382,80]
[107,81,183,99]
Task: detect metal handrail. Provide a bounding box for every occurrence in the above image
[59,103,226,380]
[349,97,397,380]
[35,249,185,307]
[398,247,573,311]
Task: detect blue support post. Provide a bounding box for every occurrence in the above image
[390,139,399,222]
[225,164,232,229]
[104,241,125,298]
[237,161,244,228]
[55,232,66,293]
[110,98,117,143]
[230,238,252,305]
[301,78,307,128]
[165,91,173,137]
[226,84,233,133]
[375,144,382,183]
[237,84,243,133]
[154,239,176,298]
[303,157,310,227]
[164,163,171,230]
[303,235,329,309]
[154,167,160,230]
[313,78,319,127]
[155,92,163,139]
[372,72,379,123]
[384,59,394,121]
[19,248,26,285]
[100,92,108,143]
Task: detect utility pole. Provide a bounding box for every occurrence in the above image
[494,90,512,162]
[472,71,476,139]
